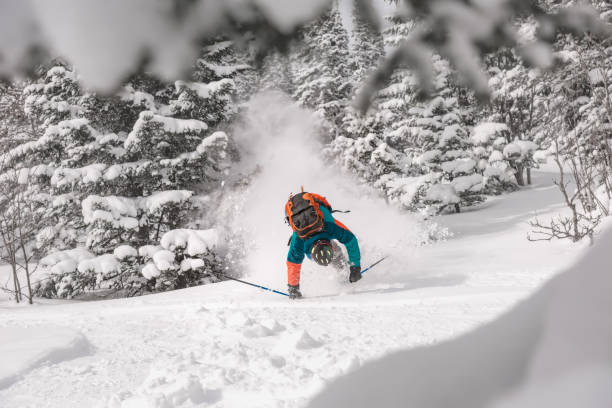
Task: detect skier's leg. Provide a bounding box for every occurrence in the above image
[331,241,348,270]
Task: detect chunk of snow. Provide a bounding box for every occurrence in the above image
[175,78,233,99]
[286,330,323,350]
[472,122,509,145]
[180,258,205,271]
[124,111,208,150]
[142,263,160,280]
[243,324,275,338]
[152,250,176,271]
[113,245,137,260]
[441,159,476,176]
[161,229,218,256]
[516,140,538,154]
[140,190,193,214]
[51,164,107,188]
[503,143,522,159]
[425,184,460,204]
[78,254,121,276]
[41,248,95,275]
[418,149,441,164]
[452,174,484,193]
[197,131,229,155]
[82,195,139,230]
[113,364,214,407]
[138,245,163,259]
[533,150,549,164]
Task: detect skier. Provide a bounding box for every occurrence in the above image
[285,190,361,299]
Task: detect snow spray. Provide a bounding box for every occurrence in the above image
[217,92,424,296]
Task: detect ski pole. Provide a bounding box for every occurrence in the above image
[361,256,388,275]
[220,274,289,297]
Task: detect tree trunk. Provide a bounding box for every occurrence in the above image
[571,204,579,242]
[20,243,33,304]
[515,164,525,186]
[11,264,21,303]
[527,167,532,185]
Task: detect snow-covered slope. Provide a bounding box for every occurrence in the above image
[308,223,612,408]
[0,325,90,390]
[0,166,586,408]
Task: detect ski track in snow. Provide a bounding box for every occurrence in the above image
[0,169,586,408]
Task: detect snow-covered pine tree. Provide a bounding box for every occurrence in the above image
[373,16,420,153]
[470,122,518,194]
[0,81,39,154]
[331,0,387,174]
[408,56,481,213]
[258,51,295,95]
[18,40,244,298]
[23,64,81,128]
[193,38,253,102]
[74,40,235,294]
[292,1,352,133]
[482,44,547,187]
[11,66,121,251]
[350,0,384,86]
[326,13,422,210]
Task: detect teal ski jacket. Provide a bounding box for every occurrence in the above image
[287,207,360,271]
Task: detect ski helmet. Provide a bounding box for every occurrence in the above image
[311,240,333,266]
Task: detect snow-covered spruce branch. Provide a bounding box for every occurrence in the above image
[1,0,610,106]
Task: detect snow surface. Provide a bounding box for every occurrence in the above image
[0,94,594,406]
[0,325,90,390]
[308,219,612,408]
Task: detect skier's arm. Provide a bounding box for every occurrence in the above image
[326,220,361,267]
[287,233,305,286]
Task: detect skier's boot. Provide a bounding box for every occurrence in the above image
[288,284,303,299]
[349,266,362,283]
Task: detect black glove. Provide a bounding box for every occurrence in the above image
[288,284,303,299]
[349,266,362,283]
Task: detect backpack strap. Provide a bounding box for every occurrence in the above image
[309,193,332,212]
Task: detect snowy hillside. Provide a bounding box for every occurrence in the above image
[0,166,586,408]
[2,1,611,407]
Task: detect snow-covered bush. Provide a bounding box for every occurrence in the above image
[471,122,518,194]
[36,228,223,298]
[16,39,239,298]
[33,248,96,298]
[139,229,222,293]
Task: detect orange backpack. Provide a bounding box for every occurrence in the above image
[285,190,332,240]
